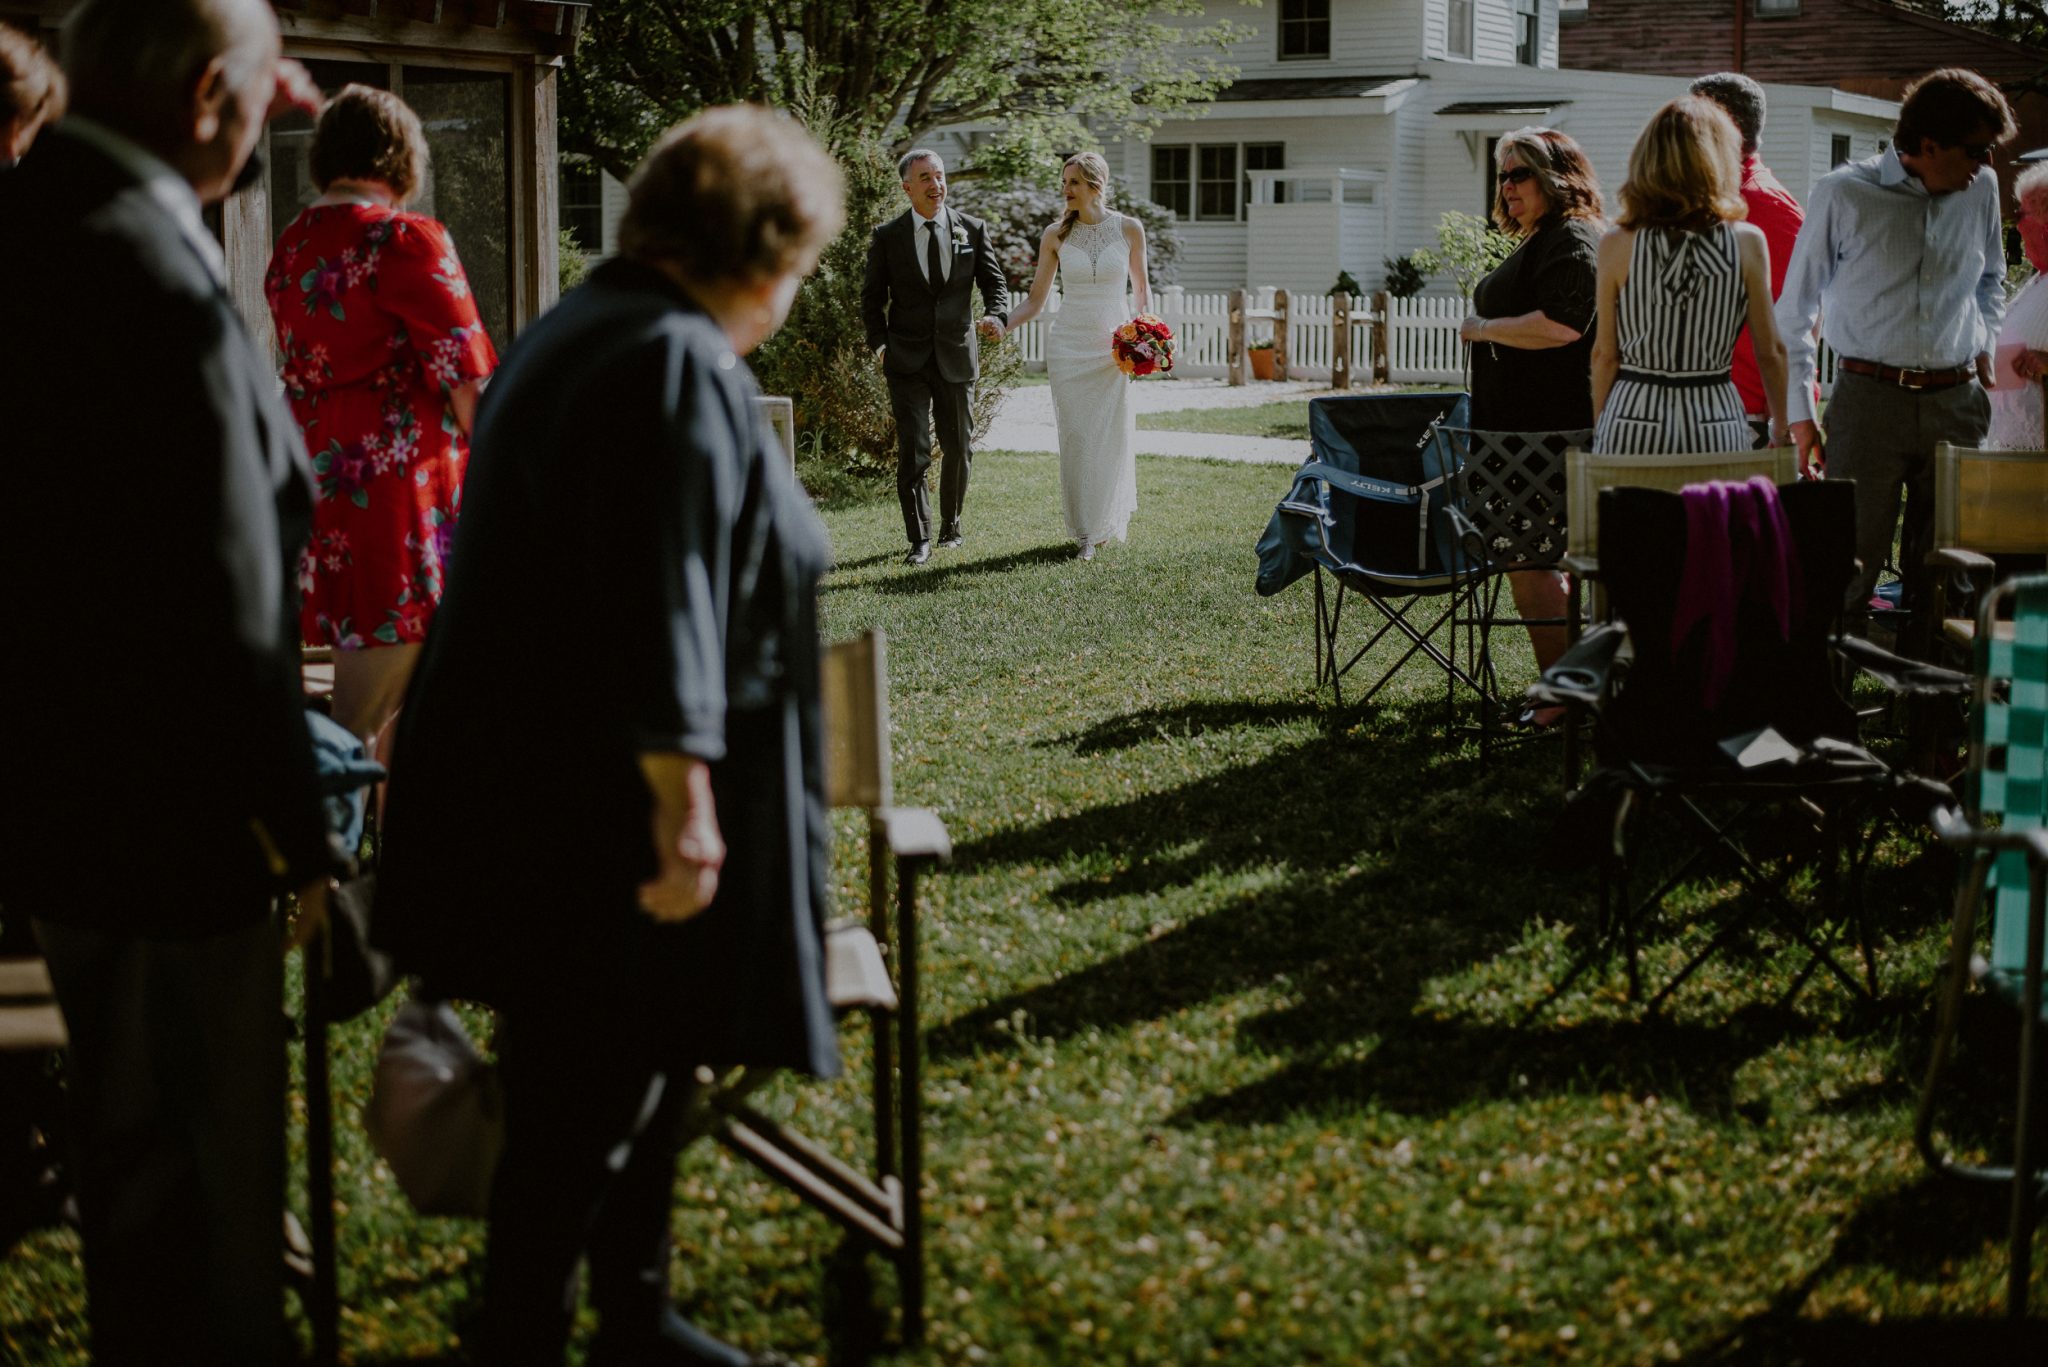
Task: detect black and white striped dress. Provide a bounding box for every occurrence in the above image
[1591,222,1751,455]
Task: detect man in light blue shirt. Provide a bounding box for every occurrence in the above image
[1776,67,2015,622]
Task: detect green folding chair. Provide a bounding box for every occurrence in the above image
[1916,573,2048,1317]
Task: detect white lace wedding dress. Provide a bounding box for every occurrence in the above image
[1048,212,1139,547]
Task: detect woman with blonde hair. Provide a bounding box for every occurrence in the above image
[1590,96,1790,457]
[1000,149,1149,559]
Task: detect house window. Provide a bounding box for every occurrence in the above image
[1514,0,1541,66]
[1198,144,1239,220]
[1830,134,1852,167]
[1245,143,1286,215]
[1152,145,1192,218]
[1279,0,1332,60]
[1447,0,1474,58]
[559,160,603,254]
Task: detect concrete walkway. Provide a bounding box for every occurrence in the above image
[984,376,1333,465]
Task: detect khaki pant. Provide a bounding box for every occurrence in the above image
[331,642,422,754]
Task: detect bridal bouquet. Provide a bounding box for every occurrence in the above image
[1112,314,1176,377]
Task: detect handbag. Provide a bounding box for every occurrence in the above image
[362,995,503,1218]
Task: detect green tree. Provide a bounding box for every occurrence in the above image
[1410,211,1517,298]
[561,0,1248,182]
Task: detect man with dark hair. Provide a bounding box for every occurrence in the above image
[0,1,328,1360]
[1777,66,2016,625]
[1692,71,1807,447]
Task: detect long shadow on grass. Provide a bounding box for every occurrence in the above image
[929,704,1584,1067]
[1048,699,1326,755]
[1679,1174,2047,1362]
[1177,1003,1814,1126]
[870,543,1075,595]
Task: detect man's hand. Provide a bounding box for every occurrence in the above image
[2017,349,2048,382]
[283,876,332,954]
[1789,419,1824,477]
[977,316,1004,342]
[268,59,324,123]
[1976,350,1998,390]
[874,344,887,367]
[638,756,724,924]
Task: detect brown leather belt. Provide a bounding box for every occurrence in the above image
[1838,357,1974,390]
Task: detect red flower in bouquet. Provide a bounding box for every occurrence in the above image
[1112,313,1176,378]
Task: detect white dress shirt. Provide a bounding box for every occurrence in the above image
[1775,148,2006,425]
[60,116,229,289]
[914,207,950,285]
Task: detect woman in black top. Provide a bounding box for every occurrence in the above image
[1458,126,1605,712]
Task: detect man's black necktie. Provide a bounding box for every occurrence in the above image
[925,219,944,286]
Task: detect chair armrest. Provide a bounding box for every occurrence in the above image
[1926,547,1997,573]
[875,807,951,864]
[1832,633,1973,697]
[1445,503,1487,565]
[1529,622,1627,708]
[1562,553,1600,579]
[1933,806,2048,866]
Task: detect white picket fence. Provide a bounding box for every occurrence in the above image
[1008,286,1838,396]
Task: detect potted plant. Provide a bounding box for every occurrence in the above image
[1247,337,1275,381]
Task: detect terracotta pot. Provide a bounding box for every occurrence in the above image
[1248,348,1275,381]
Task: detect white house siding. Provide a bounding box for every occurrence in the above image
[1171,0,1427,78]
[1176,222,1252,291]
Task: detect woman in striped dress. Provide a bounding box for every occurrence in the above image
[1592,97,1790,456]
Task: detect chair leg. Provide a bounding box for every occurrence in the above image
[1916,854,1991,1174]
[2008,872,2046,1318]
[896,857,926,1346]
[303,922,339,1367]
[869,837,897,1185]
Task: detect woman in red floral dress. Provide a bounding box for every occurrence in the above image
[265,84,496,757]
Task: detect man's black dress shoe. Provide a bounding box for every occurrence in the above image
[937,531,963,549]
[904,542,931,565]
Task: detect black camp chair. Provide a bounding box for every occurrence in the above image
[1526,480,1923,1015]
[1440,426,1591,760]
[1256,391,1487,720]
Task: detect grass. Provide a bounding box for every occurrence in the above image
[4,451,2044,1364]
[1138,400,1311,442]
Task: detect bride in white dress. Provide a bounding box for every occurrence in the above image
[998,152,1150,560]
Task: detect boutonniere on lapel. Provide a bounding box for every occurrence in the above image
[951,222,970,252]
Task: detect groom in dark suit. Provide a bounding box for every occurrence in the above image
[862,148,1009,564]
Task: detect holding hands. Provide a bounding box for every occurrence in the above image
[977,315,1005,342]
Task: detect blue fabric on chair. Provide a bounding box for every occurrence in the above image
[304,708,385,857]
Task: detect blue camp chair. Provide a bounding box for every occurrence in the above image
[1916,573,2048,1317]
[1255,391,1487,717]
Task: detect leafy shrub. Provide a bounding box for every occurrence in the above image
[1330,269,1363,298]
[1380,255,1426,299]
[967,177,1183,293]
[557,228,593,298]
[1409,212,1517,298]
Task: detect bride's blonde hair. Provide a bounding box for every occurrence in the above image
[1055,152,1111,242]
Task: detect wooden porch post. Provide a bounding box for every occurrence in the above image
[1227,288,1246,387]
[1332,292,1352,391]
[1371,290,1392,385]
[1272,289,1290,383]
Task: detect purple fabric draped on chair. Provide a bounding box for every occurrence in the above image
[1671,476,1804,707]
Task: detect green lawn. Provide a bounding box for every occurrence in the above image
[2,452,2038,1364]
[1137,401,1311,441]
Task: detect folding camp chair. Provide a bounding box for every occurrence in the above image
[1528,480,1910,1015]
[1257,391,1486,718]
[1916,574,2048,1317]
[687,630,947,1346]
[1439,426,1591,759]
[1555,445,1801,781]
[1923,444,2048,661]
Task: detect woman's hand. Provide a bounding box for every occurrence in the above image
[1459,314,1488,344]
[637,754,725,923]
[977,316,1005,342]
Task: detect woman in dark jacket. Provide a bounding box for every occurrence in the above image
[1458,125,1605,720]
[374,106,844,1367]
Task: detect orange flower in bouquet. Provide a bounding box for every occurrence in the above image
[1112,313,1176,377]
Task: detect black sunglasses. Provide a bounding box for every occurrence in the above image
[1496,166,1537,187]
[1958,141,1997,164]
